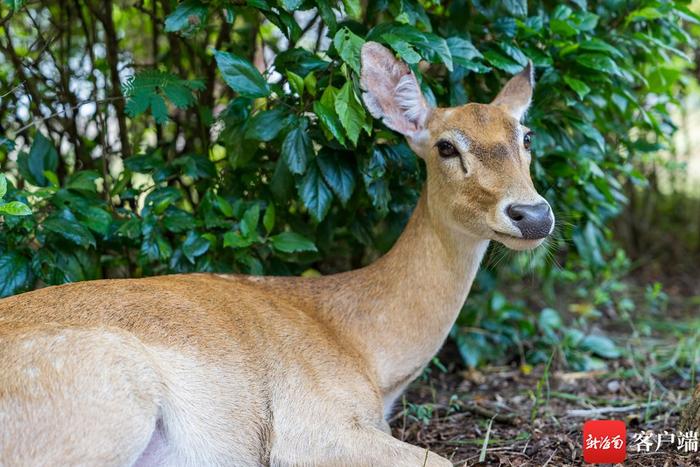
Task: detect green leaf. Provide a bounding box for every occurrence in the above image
[314,86,346,146]
[145,187,182,214]
[182,231,210,263]
[162,208,196,233]
[552,4,572,20]
[382,33,422,65]
[18,133,58,187]
[66,171,100,193]
[53,189,114,235]
[563,75,591,100]
[364,145,386,179]
[214,50,270,98]
[674,5,700,25]
[370,24,452,71]
[263,203,275,234]
[483,50,522,74]
[0,173,6,199]
[287,71,305,96]
[269,232,318,253]
[43,170,59,188]
[493,17,517,38]
[281,0,303,11]
[164,82,204,109]
[116,217,141,240]
[149,94,169,124]
[223,6,235,23]
[0,252,32,297]
[0,201,32,216]
[447,36,483,68]
[395,0,431,28]
[164,0,208,35]
[0,136,14,155]
[297,163,333,222]
[141,230,173,262]
[281,117,313,175]
[240,204,260,239]
[3,0,25,10]
[123,70,204,123]
[124,150,165,173]
[274,48,330,77]
[498,42,528,66]
[32,247,100,285]
[420,34,452,71]
[538,308,562,331]
[627,6,663,23]
[365,178,390,213]
[490,292,506,311]
[575,54,621,76]
[550,19,578,37]
[578,39,623,58]
[173,154,216,180]
[361,147,390,213]
[304,72,317,96]
[342,0,361,19]
[576,12,598,31]
[333,28,365,74]
[270,159,294,201]
[245,108,293,141]
[581,335,621,359]
[316,0,337,34]
[335,81,366,146]
[43,209,96,248]
[317,152,355,205]
[503,0,526,17]
[223,231,254,249]
[216,196,234,217]
[261,8,302,42]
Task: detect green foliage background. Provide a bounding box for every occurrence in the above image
[0,0,696,368]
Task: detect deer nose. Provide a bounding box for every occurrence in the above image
[506,202,553,240]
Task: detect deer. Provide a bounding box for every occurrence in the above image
[0,42,554,467]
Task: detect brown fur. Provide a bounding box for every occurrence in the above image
[0,43,552,467]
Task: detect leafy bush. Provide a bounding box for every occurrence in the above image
[0,0,696,365]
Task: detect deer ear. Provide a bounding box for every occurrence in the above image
[360,42,431,140]
[491,61,534,121]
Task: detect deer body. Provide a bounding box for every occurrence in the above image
[0,43,553,467]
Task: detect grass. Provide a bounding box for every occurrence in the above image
[478,416,495,462]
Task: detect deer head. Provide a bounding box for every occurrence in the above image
[360,42,554,251]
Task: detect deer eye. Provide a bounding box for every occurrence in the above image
[436,140,459,158]
[523,131,534,150]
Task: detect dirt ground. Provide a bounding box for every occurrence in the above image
[391,306,700,466]
[392,362,696,466]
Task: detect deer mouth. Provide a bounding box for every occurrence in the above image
[492,230,522,240]
[492,230,547,251]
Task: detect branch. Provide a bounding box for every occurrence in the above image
[75,0,112,201]
[12,96,125,136]
[89,0,131,158]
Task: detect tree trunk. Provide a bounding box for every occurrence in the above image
[680,383,700,431]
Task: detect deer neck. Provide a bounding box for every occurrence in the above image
[316,189,489,400]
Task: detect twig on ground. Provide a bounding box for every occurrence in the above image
[457,403,521,425]
[542,448,558,467]
[567,401,665,417]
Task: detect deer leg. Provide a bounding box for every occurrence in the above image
[271,425,452,467]
[379,419,392,434]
